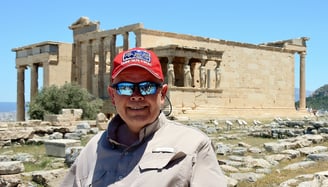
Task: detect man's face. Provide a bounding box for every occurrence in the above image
[108,66,167,134]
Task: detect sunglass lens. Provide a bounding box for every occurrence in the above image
[116,82,134,96]
[139,82,157,95]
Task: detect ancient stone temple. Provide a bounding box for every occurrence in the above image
[12,17,309,121]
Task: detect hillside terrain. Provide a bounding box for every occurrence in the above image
[295,84,328,111]
[294,88,313,101]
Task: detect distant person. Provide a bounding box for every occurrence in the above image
[61,48,227,186]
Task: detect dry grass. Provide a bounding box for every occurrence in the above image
[0,144,53,172]
[237,159,328,187]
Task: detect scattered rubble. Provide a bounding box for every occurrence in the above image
[0,109,328,186]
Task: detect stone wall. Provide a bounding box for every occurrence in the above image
[168,87,303,119]
[139,29,295,109]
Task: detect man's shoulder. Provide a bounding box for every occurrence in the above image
[163,119,209,139]
[153,119,212,153]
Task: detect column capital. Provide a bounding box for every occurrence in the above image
[200,59,206,66]
[215,59,222,68]
[167,56,174,63]
[184,57,190,65]
[298,51,306,56]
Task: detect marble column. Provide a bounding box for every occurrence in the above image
[73,41,82,84]
[299,51,306,110]
[30,63,38,102]
[98,37,105,98]
[109,35,117,85]
[43,62,49,87]
[123,32,129,51]
[133,30,141,47]
[76,42,82,84]
[110,35,117,63]
[17,66,25,121]
[86,40,93,93]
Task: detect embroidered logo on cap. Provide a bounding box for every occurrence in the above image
[122,50,151,65]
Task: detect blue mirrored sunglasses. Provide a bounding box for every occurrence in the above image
[111,81,163,96]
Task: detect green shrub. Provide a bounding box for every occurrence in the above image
[28,83,103,120]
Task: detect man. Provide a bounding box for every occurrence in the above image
[61,48,227,186]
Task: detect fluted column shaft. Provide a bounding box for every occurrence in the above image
[30,63,38,102]
[123,32,129,51]
[17,66,25,121]
[299,51,306,110]
[98,37,105,98]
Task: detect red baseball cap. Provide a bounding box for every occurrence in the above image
[111,48,164,81]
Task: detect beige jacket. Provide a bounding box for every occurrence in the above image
[61,113,227,187]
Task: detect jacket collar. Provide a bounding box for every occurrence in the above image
[107,112,166,147]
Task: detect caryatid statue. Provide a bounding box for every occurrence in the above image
[167,63,175,86]
[215,67,221,88]
[200,66,206,88]
[184,64,192,87]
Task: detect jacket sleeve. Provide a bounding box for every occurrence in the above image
[60,132,103,187]
[190,138,228,187]
[60,161,79,187]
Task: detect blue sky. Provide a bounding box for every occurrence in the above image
[0,0,327,102]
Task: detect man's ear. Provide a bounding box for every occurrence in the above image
[108,86,115,105]
[160,84,168,100]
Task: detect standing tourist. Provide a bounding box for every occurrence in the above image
[61,47,227,186]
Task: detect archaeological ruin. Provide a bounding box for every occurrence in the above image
[12,16,309,121]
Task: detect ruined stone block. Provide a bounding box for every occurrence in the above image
[44,139,80,157]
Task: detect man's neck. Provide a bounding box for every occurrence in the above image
[117,123,139,146]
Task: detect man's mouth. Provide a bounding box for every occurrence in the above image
[129,106,146,110]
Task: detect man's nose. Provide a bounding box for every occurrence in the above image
[130,88,144,101]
